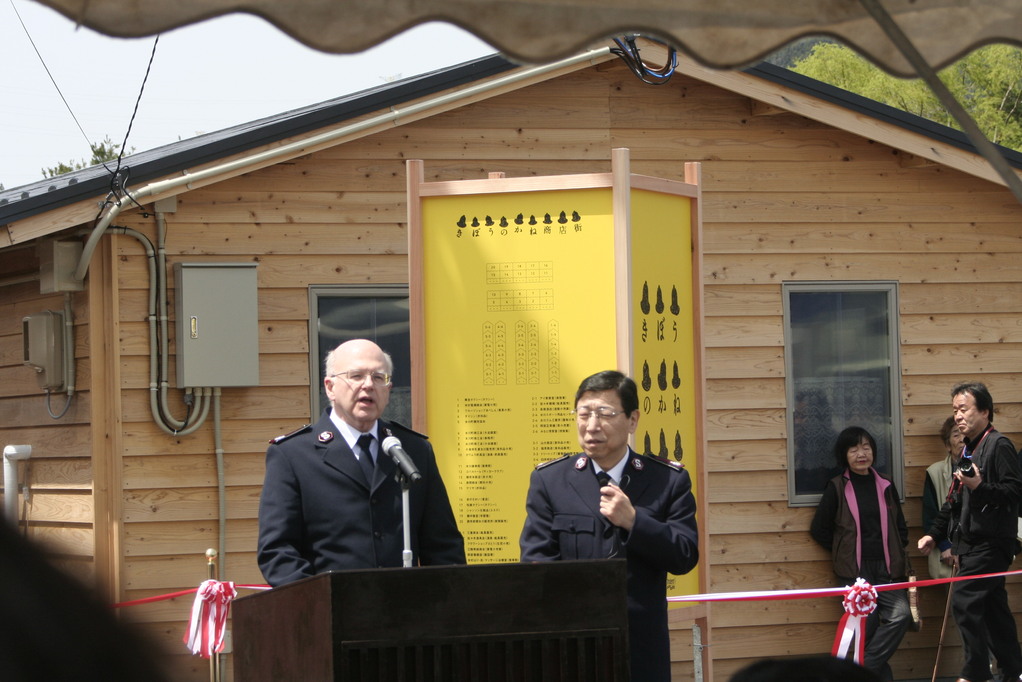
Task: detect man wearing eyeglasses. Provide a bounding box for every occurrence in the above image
[257,339,465,586]
[520,369,699,682]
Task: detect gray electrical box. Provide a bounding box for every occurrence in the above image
[38,239,85,294]
[174,263,259,388]
[23,311,65,390]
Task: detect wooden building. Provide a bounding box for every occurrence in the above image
[1,42,1020,681]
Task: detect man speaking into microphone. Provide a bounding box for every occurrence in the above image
[520,370,699,682]
[257,339,465,587]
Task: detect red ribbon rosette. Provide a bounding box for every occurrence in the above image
[831,577,877,664]
[184,579,238,658]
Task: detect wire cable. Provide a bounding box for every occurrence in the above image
[107,34,160,214]
[611,35,678,85]
[12,0,160,216]
[9,0,95,151]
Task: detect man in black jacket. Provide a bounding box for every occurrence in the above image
[258,339,464,586]
[918,382,1022,682]
[520,370,699,682]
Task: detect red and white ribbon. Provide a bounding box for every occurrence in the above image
[831,578,877,665]
[666,567,1022,606]
[183,579,237,658]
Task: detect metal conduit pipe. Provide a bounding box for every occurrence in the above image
[105,225,210,435]
[154,211,191,430]
[107,225,184,434]
[213,388,226,575]
[110,226,171,431]
[61,292,75,396]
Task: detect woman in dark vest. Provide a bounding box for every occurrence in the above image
[811,426,911,682]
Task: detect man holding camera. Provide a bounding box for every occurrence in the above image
[918,382,1022,682]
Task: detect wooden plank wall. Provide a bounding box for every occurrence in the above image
[3,59,1020,680]
[0,251,97,589]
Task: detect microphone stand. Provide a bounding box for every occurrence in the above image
[382,430,421,568]
[398,470,413,567]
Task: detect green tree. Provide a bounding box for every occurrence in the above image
[765,37,836,69]
[791,43,1022,151]
[42,136,134,178]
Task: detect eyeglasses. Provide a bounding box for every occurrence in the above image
[571,406,622,422]
[329,370,392,386]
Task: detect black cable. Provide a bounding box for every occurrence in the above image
[113,165,151,216]
[9,0,95,152]
[610,35,678,85]
[106,34,160,208]
[613,35,677,84]
[13,0,159,218]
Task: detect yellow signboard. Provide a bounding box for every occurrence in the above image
[421,188,619,562]
[410,156,703,601]
[630,188,699,597]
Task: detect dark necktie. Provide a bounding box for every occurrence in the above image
[356,433,375,483]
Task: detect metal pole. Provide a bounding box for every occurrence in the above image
[402,483,413,567]
[931,565,956,682]
[207,549,220,682]
[858,0,1022,206]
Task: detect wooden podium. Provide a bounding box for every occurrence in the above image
[233,560,629,681]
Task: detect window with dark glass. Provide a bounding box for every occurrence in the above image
[783,282,903,505]
[309,285,411,425]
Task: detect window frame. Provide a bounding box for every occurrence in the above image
[782,281,904,507]
[308,284,411,422]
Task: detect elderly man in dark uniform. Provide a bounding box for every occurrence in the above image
[520,369,699,682]
[257,339,464,587]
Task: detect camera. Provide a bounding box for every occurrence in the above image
[959,457,976,478]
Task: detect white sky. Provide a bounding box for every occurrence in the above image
[1,1,496,189]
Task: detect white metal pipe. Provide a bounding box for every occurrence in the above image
[3,445,32,525]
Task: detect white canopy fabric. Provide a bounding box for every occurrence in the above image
[33,0,1022,76]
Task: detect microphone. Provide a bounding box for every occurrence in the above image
[595,471,620,558]
[381,433,422,484]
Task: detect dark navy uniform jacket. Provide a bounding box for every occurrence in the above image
[520,450,699,682]
[257,412,465,587]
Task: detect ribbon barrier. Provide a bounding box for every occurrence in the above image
[832,578,878,664]
[112,580,270,659]
[667,567,1022,606]
[105,566,1020,666]
[184,580,239,658]
[112,583,269,610]
[668,567,1022,664]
